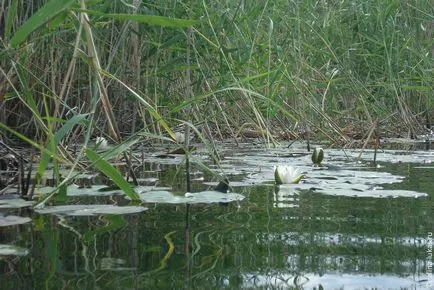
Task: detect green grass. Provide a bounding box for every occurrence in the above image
[1,0,433,201]
[4,0,433,137]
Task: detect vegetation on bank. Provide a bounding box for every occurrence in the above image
[0,0,433,199]
[1,0,433,141]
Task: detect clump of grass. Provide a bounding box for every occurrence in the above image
[1,1,432,202]
[4,0,432,141]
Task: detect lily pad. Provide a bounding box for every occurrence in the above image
[0,215,32,227]
[0,244,29,256]
[37,184,174,197]
[37,184,123,197]
[314,188,428,198]
[138,190,184,203]
[335,148,434,164]
[0,198,35,209]
[35,205,148,216]
[138,190,245,204]
[185,191,244,204]
[203,180,251,187]
[136,177,159,183]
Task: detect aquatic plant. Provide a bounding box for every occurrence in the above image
[311,147,324,165]
[214,178,230,193]
[95,137,109,151]
[274,165,304,184]
[2,0,432,205]
[2,0,432,148]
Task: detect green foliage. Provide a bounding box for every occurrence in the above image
[1,0,432,204]
[311,147,324,165]
[9,0,75,47]
[81,10,198,27]
[5,1,432,130]
[4,0,18,41]
[54,113,90,144]
[86,149,140,201]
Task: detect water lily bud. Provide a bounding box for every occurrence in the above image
[311,147,324,165]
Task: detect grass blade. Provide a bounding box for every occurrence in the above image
[101,70,176,141]
[78,10,197,27]
[9,0,75,47]
[4,0,18,41]
[54,113,90,145]
[86,148,140,201]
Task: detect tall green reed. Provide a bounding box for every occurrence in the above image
[1,0,432,203]
[2,0,195,204]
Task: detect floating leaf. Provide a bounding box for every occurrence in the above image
[0,198,35,209]
[315,188,428,198]
[37,184,122,197]
[138,190,244,204]
[35,204,147,216]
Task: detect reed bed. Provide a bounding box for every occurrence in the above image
[0,0,432,199]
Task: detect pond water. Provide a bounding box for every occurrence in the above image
[0,141,433,289]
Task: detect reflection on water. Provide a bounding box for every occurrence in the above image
[273,186,300,208]
[0,145,433,290]
[243,273,427,289]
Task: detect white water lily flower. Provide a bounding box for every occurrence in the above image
[95,136,109,150]
[274,165,304,184]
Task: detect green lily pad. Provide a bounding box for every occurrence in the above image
[0,215,32,227]
[0,198,35,209]
[36,184,122,197]
[0,244,29,256]
[34,205,148,216]
[315,188,428,198]
[138,190,245,204]
[37,184,174,197]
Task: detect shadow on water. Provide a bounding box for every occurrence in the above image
[0,142,433,289]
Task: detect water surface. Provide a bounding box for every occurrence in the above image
[0,142,433,289]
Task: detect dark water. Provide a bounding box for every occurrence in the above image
[0,145,433,290]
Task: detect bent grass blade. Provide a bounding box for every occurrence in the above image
[9,0,75,47]
[86,149,140,201]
